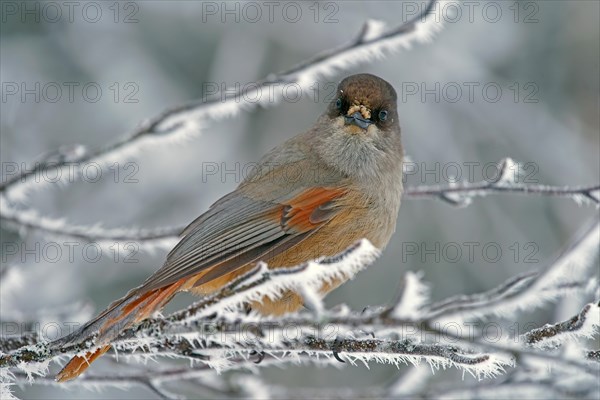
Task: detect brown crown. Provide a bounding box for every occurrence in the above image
[337,73,397,111]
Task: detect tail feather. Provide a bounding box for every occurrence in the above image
[55,280,185,382]
[55,345,111,382]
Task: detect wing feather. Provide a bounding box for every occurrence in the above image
[139,187,346,292]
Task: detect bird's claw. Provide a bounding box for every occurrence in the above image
[332,337,345,363]
[250,350,265,364]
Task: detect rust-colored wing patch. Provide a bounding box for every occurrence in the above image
[193,187,347,287]
[281,187,346,232]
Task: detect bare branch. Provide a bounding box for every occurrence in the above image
[523,302,600,348]
[422,219,600,322]
[2,219,598,374]
[0,0,442,200]
[0,0,451,249]
[0,203,181,247]
[2,177,597,246]
[2,2,599,397]
[404,182,600,207]
[0,332,39,354]
[1,240,381,368]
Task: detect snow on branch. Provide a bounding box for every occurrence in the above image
[2,220,599,398]
[0,0,444,203]
[0,0,460,252]
[1,240,380,368]
[404,158,600,208]
[405,181,600,208]
[423,219,600,323]
[0,240,508,389]
[389,270,430,320]
[2,0,599,397]
[523,302,600,349]
[2,157,597,250]
[0,200,180,250]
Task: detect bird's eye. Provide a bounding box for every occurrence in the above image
[378,110,388,122]
[336,98,342,110]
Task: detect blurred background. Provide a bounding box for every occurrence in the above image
[1,0,599,398]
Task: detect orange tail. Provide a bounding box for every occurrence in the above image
[55,345,111,382]
[55,280,185,382]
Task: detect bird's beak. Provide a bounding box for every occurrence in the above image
[344,112,372,130]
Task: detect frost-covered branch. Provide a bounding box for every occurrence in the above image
[404,158,600,207]
[0,201,180,249]
[0,239,508,382]
[9,365,255,399]
[3,162,597,247]
[1,239,381,368]
[0,332,39,354]
[422,219,600,323]
[5,362,420,400]
[0,0,451,251]
[2,1,599,395]
[0,0,442,202]
[523,302,600,349]
[2,218,599,400]
[405,181,600,207]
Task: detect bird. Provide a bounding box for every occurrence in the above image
[55,73,404,382]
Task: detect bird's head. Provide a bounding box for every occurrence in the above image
[327,73,399,137]
[315,73,403,181]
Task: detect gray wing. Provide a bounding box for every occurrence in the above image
[138,187,343,292]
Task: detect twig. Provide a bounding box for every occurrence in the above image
[405,182,600,206]
[2,222,598,379]
[523,302,600,348]
[422,219,600,322]
[0,0,442,198]
[0,207,181,245]
[2,179,597,245]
